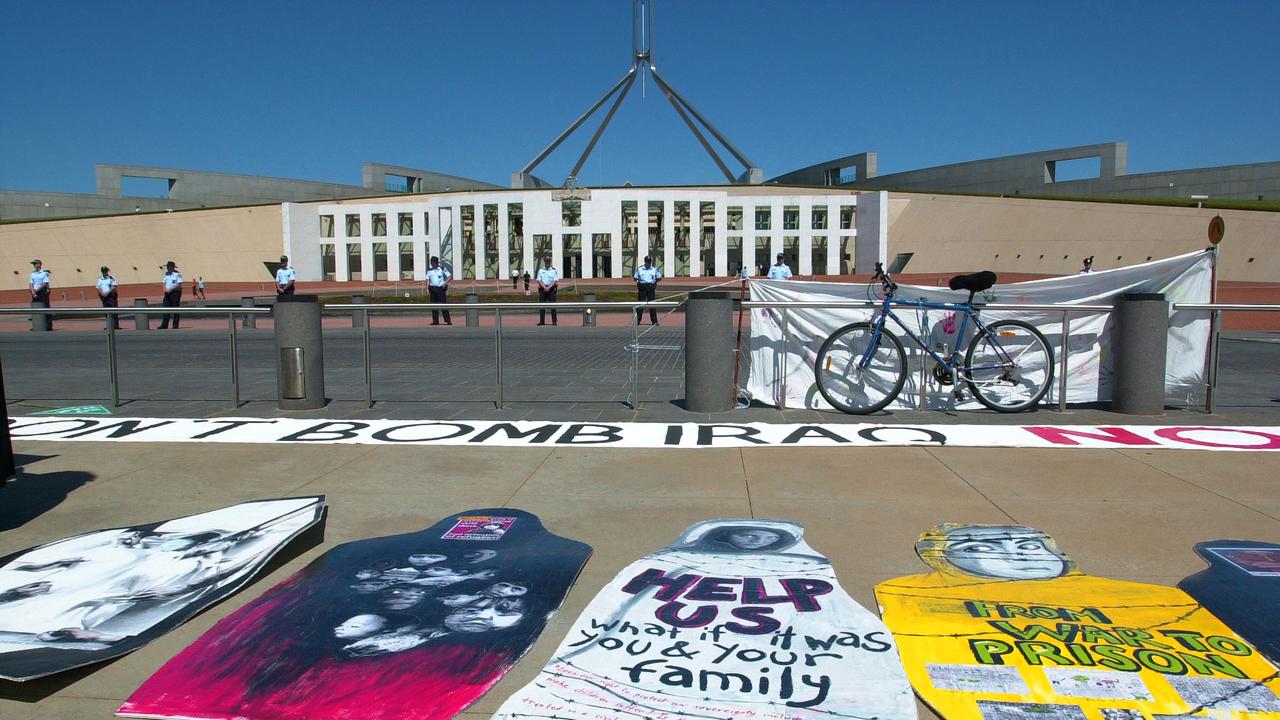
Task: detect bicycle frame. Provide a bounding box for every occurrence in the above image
[857,292,1015,379]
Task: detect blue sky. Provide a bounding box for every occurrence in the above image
[2,1,1278,193]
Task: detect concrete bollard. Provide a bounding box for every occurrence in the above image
[29,301,50,332]
[351,294,366,329]
[133,298,150,331]
[684,290,735,412]
[274,295,326,411]
[465,293,480,327]
[241,297,257,328]
[583,292,597,327]
[1111,293,1168,415]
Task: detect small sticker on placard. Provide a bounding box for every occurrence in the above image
[928,664,1029,694]
[977,700,1087,720]
[442,515,516,540]
[1045,668,1152,701]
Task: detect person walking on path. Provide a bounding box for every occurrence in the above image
[196,277,206,300]
[426,256,453,326]
[276,256,296,296]
[633,255,661,326]
[536,256,559,326]
[28,259,52,330]
[158,260,183,329]
[97,266,120,330]
[511,269,519,290]
[766,252,793,280]
[522,270,531,294]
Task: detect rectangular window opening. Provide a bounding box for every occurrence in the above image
[121,176,172,198]
[1046,156,1101,182]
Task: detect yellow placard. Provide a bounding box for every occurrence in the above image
[875,524,1280,720]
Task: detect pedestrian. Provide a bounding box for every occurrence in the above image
[633,255,661,326]
[511,268,519,290]
[1078,256,1094,274]
[522,270,531,294]
[536,256,559,326]
[97,265,119,330]
[426,256,452,326]
[197,276,206,300]
[28,259,52,330]
[276,255,296,296]
[158,260,183,329]
[767,252,793,280]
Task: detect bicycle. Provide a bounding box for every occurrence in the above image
[814,262,1054,414]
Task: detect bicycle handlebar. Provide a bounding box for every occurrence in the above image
[872,261,897,294]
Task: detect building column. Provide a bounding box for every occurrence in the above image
[636,194,649,263]
[714,201,727,278]
[798,199,813,276]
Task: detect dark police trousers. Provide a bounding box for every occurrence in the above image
[635,283,657,324]
[159,290,182,329]
[428,285,452,325]
[32,287,52,330]
[101,292,119,330]
[538,287,558,325]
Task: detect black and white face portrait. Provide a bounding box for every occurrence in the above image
[408,553,447,567]
[726,529,783,550]
[685,524,800,554]
[380,586,428,611]
[333,614,388,640]
[941,527,1068,580]
[489,582,528,598]
[442,601,525,633]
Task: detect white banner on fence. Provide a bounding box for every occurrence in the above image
[9,417,1280,451]
[749,250,1213,410]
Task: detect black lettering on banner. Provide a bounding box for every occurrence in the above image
[190,419,280,439]
[780,426,850,444]
[664,425,683,445]
[372,423,475,443]
[469,423,558,444]
[558,424,623,444]
[697,425,768,446]
[278,421,370,442]
[856,426,946,445]
[64,419,175,439]
[8,419,97,437]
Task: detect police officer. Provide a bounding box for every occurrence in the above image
[536,256,559,326]
[97,266,119,330]
[766,252,793,280]
[425,256,452,326]
[1079,256,1095,274]
[276,255,296,296]
[633,255,662,325]
[28,259,52,330]
[158,260,183,329]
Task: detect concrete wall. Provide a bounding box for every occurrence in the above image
[884,192,1279,282]
[0,205,282,291]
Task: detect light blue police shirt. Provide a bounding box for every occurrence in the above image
[634,265,662,284]
[426,266,451,287]
[96,275,117,295]
[276,266,296,287]
[767,263,793,280]
[29,269,50,290]
[536,266,559,286]
[164,271,183,292]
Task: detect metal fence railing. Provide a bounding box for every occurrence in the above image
[1,300,1277,414]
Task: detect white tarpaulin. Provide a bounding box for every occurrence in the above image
[748,250,1213,410]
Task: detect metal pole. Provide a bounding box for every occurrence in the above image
[631,311,641,410]
[1057,310,1070,412]
[106,318,119,408]
[1206,309,1221,413]
[494,308,504,409]
[779,308,789,409]
[917,348,928,411]
[229,313,240,408]
[363,322,373,408]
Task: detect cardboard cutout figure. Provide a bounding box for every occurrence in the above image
[118,509,590,720]
[1180,540,1280,664]
[491,518,917,720]
[876,523,1280,720]
[0,496,325,681]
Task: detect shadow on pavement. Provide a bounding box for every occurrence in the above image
[0,457,93,533]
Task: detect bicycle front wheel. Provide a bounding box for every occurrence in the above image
[815,322,907,414]
[964,319,1054,412]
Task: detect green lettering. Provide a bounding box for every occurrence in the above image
[1079,625,1124,645]
[1018,641,1073,666]
[1204,635,1252,656]
[1181,653,1247,679]
[1159,629,1207,651]
[1134,649,1187,675]
[969,639,1013,665]
[1092,644,1140,671]
[1113,627,1172,649]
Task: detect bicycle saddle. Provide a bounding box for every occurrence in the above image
[948,271,997,294]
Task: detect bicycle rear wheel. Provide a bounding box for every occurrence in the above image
[964,319,1054,412]
[815,322,907,414]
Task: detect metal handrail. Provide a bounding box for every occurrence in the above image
[1168,303,1280,413]
[323,301,681,311]
[3,305,269,409]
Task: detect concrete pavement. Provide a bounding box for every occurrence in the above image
[1,438,1278,719]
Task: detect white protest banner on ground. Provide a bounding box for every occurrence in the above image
[9,417,1280,451]
[749,250,1212,410]
[490,519,918,720]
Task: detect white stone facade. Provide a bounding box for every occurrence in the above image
[296,187,887,282]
